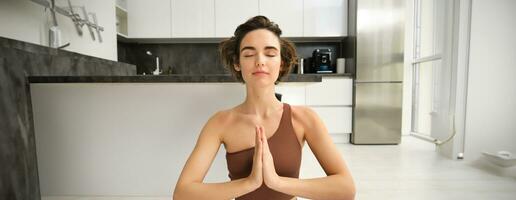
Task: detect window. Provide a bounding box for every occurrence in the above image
[411,0,447,135]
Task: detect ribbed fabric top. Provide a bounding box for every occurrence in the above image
[226,103,302,200]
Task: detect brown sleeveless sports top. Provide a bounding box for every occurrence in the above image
[226,103,302,200]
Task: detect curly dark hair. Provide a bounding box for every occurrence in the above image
[219,15,298,84]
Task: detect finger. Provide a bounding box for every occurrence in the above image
[261,126,269,152]
[257,125,263,155]
[255,125,259,144]
[256,126,264,162]
[254,126,260,154]
[260,126,265,141]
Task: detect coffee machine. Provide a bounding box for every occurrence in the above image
[312,49,333,73]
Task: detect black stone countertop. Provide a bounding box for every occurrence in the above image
[1,36,136,200]
[28,73,353,83]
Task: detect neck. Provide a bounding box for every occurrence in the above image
[240,84,282,118]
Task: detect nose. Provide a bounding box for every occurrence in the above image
[255,54,266,67]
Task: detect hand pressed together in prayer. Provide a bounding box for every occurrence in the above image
[247,125,282,191]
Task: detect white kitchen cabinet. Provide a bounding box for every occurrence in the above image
[311,106,352,134]
[305,76,353,143]
[306,77,353,106]
[303,0,347,37]
[259,0,303,37]
[116,5,128,37]
[126,0,347,38]
[171,0,215,37]
[275,83,307,105]
[215,0,259,37]
[127,0,171,38]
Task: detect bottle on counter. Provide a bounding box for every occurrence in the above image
[152,57,162,75]
[337,58,346,74]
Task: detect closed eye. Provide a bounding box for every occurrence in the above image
[265,49,278,57]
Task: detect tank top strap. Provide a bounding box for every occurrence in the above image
[284,103,293,128]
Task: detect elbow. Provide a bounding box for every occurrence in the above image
[338,175,356,200]
[172,191,180,200]
[173,190,185,200]
[173,180,201,200]
[172,189,180,200]
[346,185,356,200]
[172,184,185,200]
[338,184,356,200]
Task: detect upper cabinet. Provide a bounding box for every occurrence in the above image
[116,2,128,37]
[171,0,215,37]
[215,0,259,37]
[259,0,303,37]
[127,0,171,38]
[126,0,347,38]
[304,0,347,37]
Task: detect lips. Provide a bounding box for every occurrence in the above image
[252,71,269,75]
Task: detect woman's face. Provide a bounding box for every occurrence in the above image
[237,29,282,86]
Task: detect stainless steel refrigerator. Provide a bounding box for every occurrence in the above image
[350,0,404,144]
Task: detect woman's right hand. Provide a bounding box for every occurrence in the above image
[246,125,263,190]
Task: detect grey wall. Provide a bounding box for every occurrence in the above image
[0,37,135,200]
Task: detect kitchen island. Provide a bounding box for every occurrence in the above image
[28,74,352,197]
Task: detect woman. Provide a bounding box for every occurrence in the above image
[173,16,355,200]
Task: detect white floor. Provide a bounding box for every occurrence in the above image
[301,136,516,200]
[43,136,516,200]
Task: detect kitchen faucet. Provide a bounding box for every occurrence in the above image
[146,51,162,75]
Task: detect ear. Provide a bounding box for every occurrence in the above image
[234,64,241,71]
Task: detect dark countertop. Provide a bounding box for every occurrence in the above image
[28,73,353,83]
[1,36,136,200]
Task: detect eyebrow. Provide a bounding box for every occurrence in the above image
[240,46,279,52]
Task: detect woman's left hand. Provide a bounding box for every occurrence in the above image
[258,126,282,190]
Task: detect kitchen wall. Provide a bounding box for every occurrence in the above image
[463,0,516,163]
[0,0,117,61]
[403,0,515,170]
[429,0,516,167]
[118,41,343,75]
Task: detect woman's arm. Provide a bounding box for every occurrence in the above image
[263,106,356,200]
[173,112,263,200]
[273,175,355,200]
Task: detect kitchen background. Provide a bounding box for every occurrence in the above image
[117,41,344,75]
[1,0,515,199]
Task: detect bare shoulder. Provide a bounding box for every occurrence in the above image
[200,108,233,139]
[208,108,233,123]
[289,105,320,126]
[289,105,325,141]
